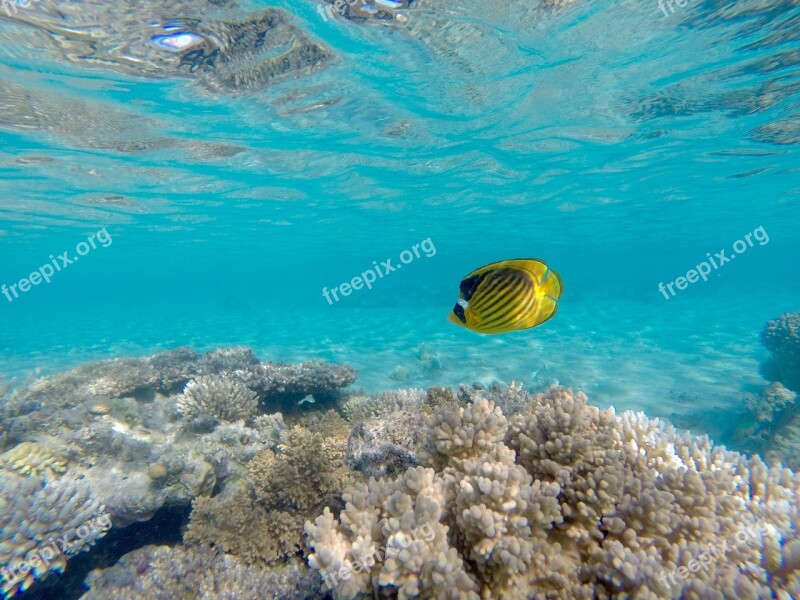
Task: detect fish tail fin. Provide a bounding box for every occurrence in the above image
[538,297,559,325]
[539,268,563,301]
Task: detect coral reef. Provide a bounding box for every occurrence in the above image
[0,470,109,598]
[346,410,427,478]
[2,347,355,423]
[81,544,326,600]
[761,311,800,392]
[341,388,427,422]
[177,375,259,424]
[306,386,800,599]
[455,380,531,416]
[0,441,68,478]
[5,345,799,600]
[184,411,361,567]
[0,347,355,526]
[735,312,800,469]
[0,347,357,596]
[746,382,798,426]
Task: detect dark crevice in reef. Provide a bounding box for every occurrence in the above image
[22,505,191,600]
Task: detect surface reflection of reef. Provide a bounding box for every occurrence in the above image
[5,2,332,95]
[0,80,249,158]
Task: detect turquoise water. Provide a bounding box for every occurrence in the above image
[2,0,798,442]
[2,0,800,598]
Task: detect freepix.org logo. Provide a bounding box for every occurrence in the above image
[2,228,112,304]
[2,0,34,17]
[658,226,768,300]
[322,238,436,305]
[1,508,111,588]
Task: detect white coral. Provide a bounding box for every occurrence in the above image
[177,375,258,423]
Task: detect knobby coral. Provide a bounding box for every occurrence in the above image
[306,386,800,599]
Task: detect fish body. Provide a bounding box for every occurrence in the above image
[448,258,562,334]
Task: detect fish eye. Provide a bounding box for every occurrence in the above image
[457,298,469,309]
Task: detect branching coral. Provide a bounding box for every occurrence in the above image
[0,470,109,598]
[306,386,800,599]
[746,382,798,425]
[425,386,456,409]
[185,412,361,567]
[177,375,259,424]
[455,380,531,417]
[253,412,287,446]
[252,422,354,512]
[739,382,800,470]
[185,480,304,565]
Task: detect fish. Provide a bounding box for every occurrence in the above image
[448,258,563,334]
